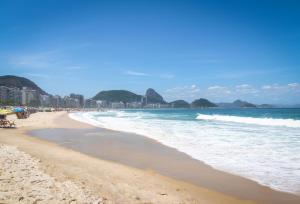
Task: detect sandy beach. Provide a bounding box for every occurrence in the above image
[0,112,299,203]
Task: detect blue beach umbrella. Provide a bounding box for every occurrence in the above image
[13,107,24,113]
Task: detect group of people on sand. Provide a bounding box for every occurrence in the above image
[0,106,30,128]
[0,114,15,128]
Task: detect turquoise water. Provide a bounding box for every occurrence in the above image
[70,108,300,194]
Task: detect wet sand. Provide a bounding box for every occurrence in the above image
[29,113,300,204]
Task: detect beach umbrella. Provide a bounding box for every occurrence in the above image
[13,107,24,113]
[0,109,14,115]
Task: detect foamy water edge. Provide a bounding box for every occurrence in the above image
[69,112,300,195]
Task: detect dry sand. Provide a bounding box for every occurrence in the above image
[0,111,257,204]
[0,144,102,204]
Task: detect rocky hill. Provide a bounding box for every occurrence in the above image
[218,100,256,108]
[93,90,142,103]
[169,100,190,108]
[0,75,47,95]
[233,100,256,108]
[191,98,217,108]
[257,104,275,108]
[145,88,166,104]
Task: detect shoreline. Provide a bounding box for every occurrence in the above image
[68,112,300,196]
[1,112,299,203]
[1,112,254,203]
[29,112,300,204]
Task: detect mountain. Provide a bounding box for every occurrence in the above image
[257,104,275,108]
[93,90,142,103]
[0,75,47,95]
[145,88,166,104]
[191,98,217,108]
[216,102,233,108]
[217,100,256,108]
[232,100,256,108]
[170,100,190,108]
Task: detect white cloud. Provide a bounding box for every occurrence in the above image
[124,70,150,76]
[207,85,231,95]
[236,84,251,89]
[288,83,300,88]
[261,85,272,90]
[235,84,258,94]
[261,83,300,93]
[164,85,200,101]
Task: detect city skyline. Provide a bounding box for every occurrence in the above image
[0,0,300,104]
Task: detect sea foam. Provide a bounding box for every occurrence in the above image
[69,110,300,194]
[196,114,300,128]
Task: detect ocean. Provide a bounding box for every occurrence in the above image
[69,108,300,194]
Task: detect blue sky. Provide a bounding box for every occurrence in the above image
[0,0,299,104]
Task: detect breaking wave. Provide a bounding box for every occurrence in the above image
[196,114,300,128]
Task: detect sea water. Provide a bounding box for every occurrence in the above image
[69,108,300,194]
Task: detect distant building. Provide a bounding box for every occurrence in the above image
[140,96,147,106]
[111,102,125,109]
[64,96,80,108]
[84,99,97,108]
[40,95,51,107]
[51,95,64,108]
[0,86,21,105]
[9,87,22,105]
[126,102,142,109]
[70,94,84,107]
[97,100,109,108]
[21,87,39,106]
[158,104,170,108]
[143,103,169,108]
[0,86,8,102]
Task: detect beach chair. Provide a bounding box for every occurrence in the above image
[0,120,4,128]
[0,119,8,128]
[0,119,15,128]
[8,120,15,128]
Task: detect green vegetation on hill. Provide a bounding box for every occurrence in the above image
[170,100,190,108]
[93,90,142,103]
[191,98,217,108]
[0,75,47,95]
